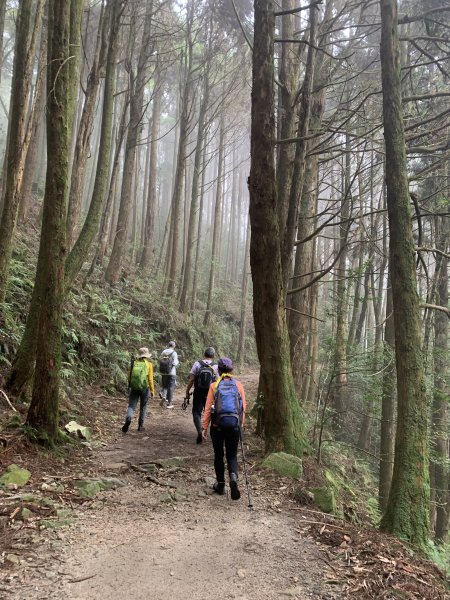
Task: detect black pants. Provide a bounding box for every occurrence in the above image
[210,426,240,483]
[192,389,207,434]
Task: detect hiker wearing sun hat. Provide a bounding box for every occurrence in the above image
[121,347,155,433]
[202,357,246,500]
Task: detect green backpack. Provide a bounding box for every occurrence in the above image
[130,359,149,392]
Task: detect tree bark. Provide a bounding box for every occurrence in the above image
[18,18,48,223]
[249,0,306,456]
[237,219,251,367]
[378,0,429,547]
[65,0,123,290]
[139,67,162,272]
[431,210,449,542]
[66,3,106,250]
[179,65,210,312]
[166,10,194,297]
[26,0,71,444]
[105,1,154,284]
[0,0,41,304]
[203,119,224,327]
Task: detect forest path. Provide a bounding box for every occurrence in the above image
[15,373,341,600]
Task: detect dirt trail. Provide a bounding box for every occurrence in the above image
[12,375,341,600]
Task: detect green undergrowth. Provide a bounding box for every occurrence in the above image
[0,230,257,405]
[312,442,381,525]
[426,541,450,579]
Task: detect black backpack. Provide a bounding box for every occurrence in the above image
[195,361,216,390]
[159,352,174,375]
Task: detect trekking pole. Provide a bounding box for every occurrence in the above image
[181,392,191,411]
[239,426,253,509]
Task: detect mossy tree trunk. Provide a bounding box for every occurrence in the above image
[378,0,429,547]
[65,0,122,290]
[18,25,47,223]
[7,0,122,397]
[275,0,300,238]
[0,0,40,305]
[379,279,396,511]
[26,0,71,443]
[249,0,306,457]
[431,210,449,542]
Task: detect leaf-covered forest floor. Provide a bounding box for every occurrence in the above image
[0,372,448,600]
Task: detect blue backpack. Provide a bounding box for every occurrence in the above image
[213,378,242,428]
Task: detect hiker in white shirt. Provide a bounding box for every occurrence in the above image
[158,341,179,408]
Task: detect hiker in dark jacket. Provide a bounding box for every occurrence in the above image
[202,357,246,500]
[122,347,155,433]
[185,347,218,444]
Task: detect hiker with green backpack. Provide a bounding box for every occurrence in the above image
[122,347,155,433]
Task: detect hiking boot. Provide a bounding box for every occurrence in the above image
[196,433,203,444]
[121,419,131,433]
[213,481,225,495]
[229,472,241,500]
[165,403,174,409]
[159,392,166,407]
[138,424,145,432]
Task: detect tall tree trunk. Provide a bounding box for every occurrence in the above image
[378,0,429,548]
[276,0,300,237]
[105,1,154,284]
[379,278,396,512]
[432,211,449,542]
[281,4,317,288]
[65,0,123,290]
[237,219,251,367]
[331,146,351,438]
[26,0,71,444]
[203,119,224,327]
[95,91,128,267]
[0,0,41,304]
[249,0,306,456]
[179,66,210,312]
[66,4,106,250]
[0,0,7,86]
[139,69,162,271]
[7,0,122,397]
[288,148,319,395]
[18,20,48,223]
[166,12,194,297]
[190,135,208,311]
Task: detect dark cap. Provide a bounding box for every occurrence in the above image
[204,347,215,358]
[218,357,233,372]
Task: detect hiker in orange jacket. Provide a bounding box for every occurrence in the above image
[202,357,246,500]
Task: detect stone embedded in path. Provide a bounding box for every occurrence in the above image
[0,464,31,488]
[151,457,185,469]
[65,420,92,440]
[261,452,303,479]
[73,477,126,498]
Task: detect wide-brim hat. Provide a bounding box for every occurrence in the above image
[138,347,152,359]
